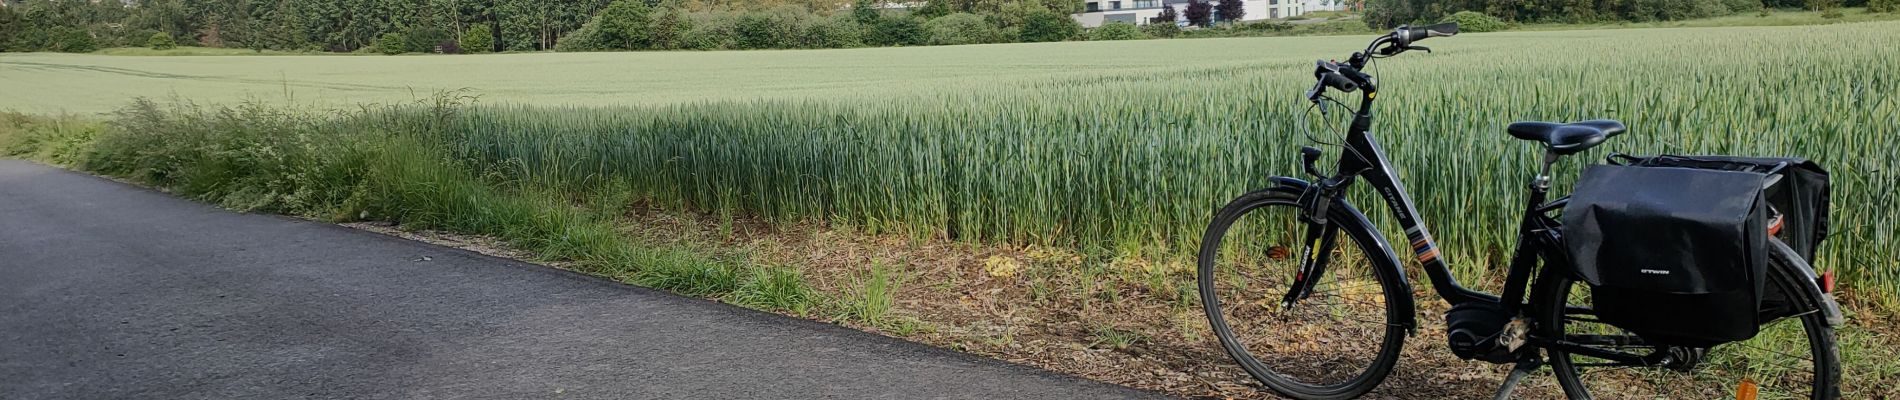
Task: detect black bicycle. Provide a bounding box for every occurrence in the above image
[1196,24,1843,399]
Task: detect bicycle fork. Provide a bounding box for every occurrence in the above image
[1283,146,1349,308]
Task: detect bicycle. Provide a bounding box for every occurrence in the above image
[1195,23,1844,399]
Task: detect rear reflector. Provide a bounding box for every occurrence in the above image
[1820,271,1836,294]
[1736,379,1758,400]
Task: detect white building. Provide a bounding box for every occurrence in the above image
[1072,0,1327,28]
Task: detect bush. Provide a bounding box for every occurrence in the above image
[924,13,1005,45]
[1874,0,1900,12]
[1087,22,1145,41]
[1440,11,1506,33]
[376,32,405,55]
[1142,21,1182,38]
[460,26,495,53]
[403,27,449,53]
[1018,8,1079,42]
[867,15,926,46]
[147,32,177,50]
[555,20,608,52]
[598,0,655,50]
[649,7,694,50]
[48,27,97,53]
[733,11,796,49]
[799,15,863,48]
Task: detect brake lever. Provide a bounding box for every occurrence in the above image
[1410,45,1432,53]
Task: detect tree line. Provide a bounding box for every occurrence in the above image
[0,0,1108,53]
[1364,0,1893,28]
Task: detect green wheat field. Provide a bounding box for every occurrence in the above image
[3,22,1896,308]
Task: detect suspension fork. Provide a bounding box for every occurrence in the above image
[1282,167,1351,307]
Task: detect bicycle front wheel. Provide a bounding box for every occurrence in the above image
[1540,238,1841,399]
[1197,189,1408,400]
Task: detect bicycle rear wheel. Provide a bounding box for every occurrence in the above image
[1539,238,1841,399]
[1197,189,1408,400]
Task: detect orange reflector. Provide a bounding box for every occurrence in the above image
[1821,271,1836,293]
[1736,379,1759,400]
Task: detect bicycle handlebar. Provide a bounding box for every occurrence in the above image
[1395,23,1459,46]
[1305,22,1459,103]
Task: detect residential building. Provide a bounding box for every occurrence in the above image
[1073,0,1175,27]
[1073,0,1324,28]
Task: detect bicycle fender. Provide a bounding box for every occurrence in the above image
[1268,176,1420,332]
[1772,243,1846,327]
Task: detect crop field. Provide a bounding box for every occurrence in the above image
[4,20,1899,397]
[5,20,1898,305]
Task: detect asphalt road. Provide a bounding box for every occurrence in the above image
[0,160,1167,400]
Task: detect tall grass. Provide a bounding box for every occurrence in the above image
[403,22,1900,306]
[4,22,1895,308]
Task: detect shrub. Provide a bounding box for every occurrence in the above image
[47,27,97,53]
[555,20,608,52]
[1150,7,1178,25]
[867,15,926,46]
[733,11,798,49]
[1087,22,1145,40]
[649,7,694,50]
[800,15,863,48]
[680,12,739,50]
[924,13,1005,45]
[1018,8,1079,42]
[1874,0,1900,12]
[403,27,449,53]
[598,0,655,50]
[147,32,177,50]
[1440,11,1506,33]
[377,33,406,55]
[1142,21,1182,38]
[460,26,495,53]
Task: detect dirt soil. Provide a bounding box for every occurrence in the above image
[346,206,1899,399]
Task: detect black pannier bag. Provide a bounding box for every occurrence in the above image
[1563,164,1770,347]
[1611,155,1833,322]
[1612,155,1832,261]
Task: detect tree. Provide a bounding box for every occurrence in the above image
[1017,7,1077,42]
[853,0,881,25]
[597,0,654,50]
[648,6,692,50]
[915,0,953,19]
[1150,6,1178,25]
[1214,0,1243,22]
[1184,0,1213,26]
[148,31,178,50]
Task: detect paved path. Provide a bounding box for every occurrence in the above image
[0,160,1167,400]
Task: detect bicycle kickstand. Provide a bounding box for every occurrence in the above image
[1491,357,1543,400]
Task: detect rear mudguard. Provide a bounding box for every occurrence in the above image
[1267,176,1420,332]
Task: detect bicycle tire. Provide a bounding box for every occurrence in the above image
[1197,189,1409,400]
[1538,238,1841,399]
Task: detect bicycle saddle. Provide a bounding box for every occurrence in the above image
[1507,119,1626,155]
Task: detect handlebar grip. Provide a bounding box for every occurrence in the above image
[1320,71,1358,93]
[1399,22,1459,44]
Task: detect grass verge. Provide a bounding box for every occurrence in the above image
[3,99,1893,398]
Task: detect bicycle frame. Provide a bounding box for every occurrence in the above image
[1299,87,1571,318]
